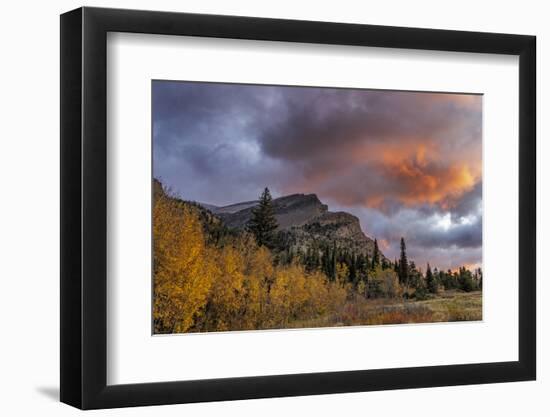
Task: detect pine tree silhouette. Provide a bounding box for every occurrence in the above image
[398,237,409,286]
[247,187,278,248]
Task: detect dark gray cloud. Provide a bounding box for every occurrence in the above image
[153,80,482,270]
[449,181,483,221]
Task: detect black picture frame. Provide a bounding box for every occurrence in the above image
[60,6,536,410]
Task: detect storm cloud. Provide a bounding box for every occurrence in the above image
[153,80,482,271]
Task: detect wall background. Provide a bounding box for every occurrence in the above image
[0,0,545,415]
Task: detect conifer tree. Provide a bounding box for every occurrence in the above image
[247,187,278,248]
[426,263,437,294]
[349,253,357,284]
[363,254,370,282]
[398,237,409,286]
[330,242,337,281]
[372,239,380,269]
[322,245,331,277]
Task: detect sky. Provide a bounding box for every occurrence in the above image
[153,80,482,272]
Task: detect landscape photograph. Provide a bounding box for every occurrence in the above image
[152,80,483,334]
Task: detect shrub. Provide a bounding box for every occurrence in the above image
[371,267,402,298]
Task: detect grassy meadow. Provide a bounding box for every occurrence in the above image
[289,291,482,329]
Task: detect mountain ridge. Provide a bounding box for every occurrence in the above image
[198,191,381,260]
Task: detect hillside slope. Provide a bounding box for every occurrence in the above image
[206,192,381,259]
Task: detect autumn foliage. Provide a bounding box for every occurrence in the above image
[153,194,347,333]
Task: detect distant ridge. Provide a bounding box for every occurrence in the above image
[198,192,382,259]
[154,178,383,260]
[209,200,258,215]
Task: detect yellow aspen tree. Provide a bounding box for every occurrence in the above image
[204,246,246,331]
[153,197,216,333]
[304,271,331,317]
[336,262,349,285]
[241,244,273,329]
[286,265,309,319]
[268,267,293,327]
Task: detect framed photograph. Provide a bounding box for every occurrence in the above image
[60,6,536,409]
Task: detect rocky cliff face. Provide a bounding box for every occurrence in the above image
[205,193,380,258]
[277,210,377,257]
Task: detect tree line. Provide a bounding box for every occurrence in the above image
[247,188,482,300]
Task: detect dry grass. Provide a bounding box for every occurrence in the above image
[416,291,482,322]
[363,305,436,325]
[288,291,482,328]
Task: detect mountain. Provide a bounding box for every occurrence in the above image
[215,193,327,229]
[197,202,222,213]
[154,178,383,262]
[203,193,381,259]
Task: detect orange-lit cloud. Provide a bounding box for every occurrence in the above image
[372,149,479,210]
